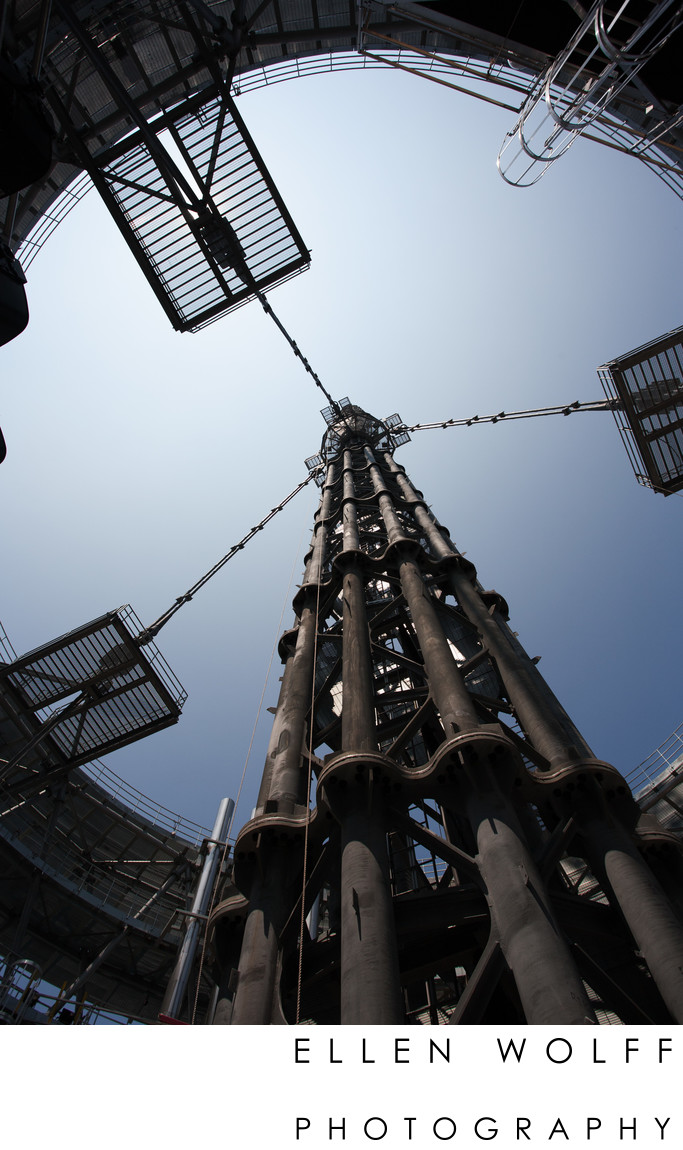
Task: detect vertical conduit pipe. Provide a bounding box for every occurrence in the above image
[160,796,233,1023]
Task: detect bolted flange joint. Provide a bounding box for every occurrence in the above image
[232,806,317,897]
[207,892,251,970]
[530,758,630,797]
[478,590,510,620]
[427,726,527,792]
[318,750,404,820]
[633,814,683,859]
[528,758,637,827]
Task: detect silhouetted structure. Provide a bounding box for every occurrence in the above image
[211,403,683,1025]
[4,2,683,287]
[0,610,219,1022]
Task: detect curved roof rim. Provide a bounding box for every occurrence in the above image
[8,32,683,266]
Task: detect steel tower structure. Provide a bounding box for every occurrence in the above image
[209,403,683,1025]
[2,2,683,1025]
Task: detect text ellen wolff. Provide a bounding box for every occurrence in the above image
[293,1035,673,1067]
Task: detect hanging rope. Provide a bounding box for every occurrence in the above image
[400,398,618,433]
[137,470,319,647]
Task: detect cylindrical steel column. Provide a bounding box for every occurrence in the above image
[340,451,376,753]
[302,460,336,587]
[449,569,593,768]
[230,849,291,1025]
[255,604,318,812]
[337,448,403,1023]
[383,452,592,768]
[229,471,332,1024]
[230,600,317,1022]
[398,555,479,737]
[393,539,592,1023]
[340,797,404,1024]
[465,771,594,1024]
[341,567,376,753]
[581,811,683,1022]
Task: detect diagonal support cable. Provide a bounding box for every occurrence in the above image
[401,398,619,433]
[251,286,340,412]
[136,400,619,648]
[137,471,319,647]
[213,228,340,413]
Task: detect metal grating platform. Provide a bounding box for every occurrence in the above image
[97,92,311,330]
[0,606,186,779]
[320,401,411,459]
[598,324,683,494]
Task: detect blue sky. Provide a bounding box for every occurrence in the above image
[2,65,682,833]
